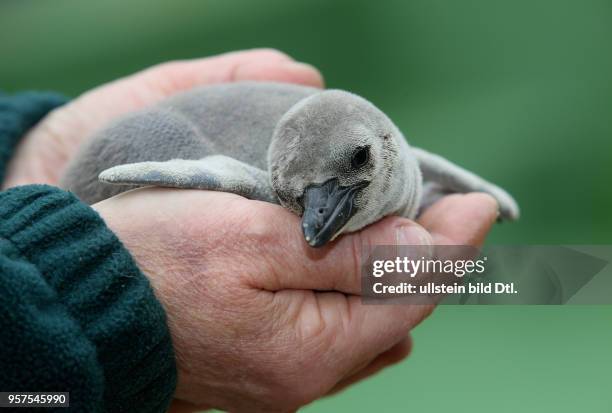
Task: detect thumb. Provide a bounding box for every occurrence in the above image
[249,214,433,294]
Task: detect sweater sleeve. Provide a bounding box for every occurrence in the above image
[0,91,68,183]
[0,94,177,412]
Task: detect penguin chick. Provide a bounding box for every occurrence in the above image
[61,82,519,247]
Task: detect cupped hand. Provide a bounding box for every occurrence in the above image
[92,189,498,413]
[3,49,323,189]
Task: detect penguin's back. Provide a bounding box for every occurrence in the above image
[61,82,318,203]
[161,82,318,169]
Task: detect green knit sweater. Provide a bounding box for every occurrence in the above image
[0,92,177,412]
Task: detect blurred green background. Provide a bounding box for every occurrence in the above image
[2,0,611,411]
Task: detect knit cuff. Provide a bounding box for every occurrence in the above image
[0,91,68,183]
[0,185,177,412]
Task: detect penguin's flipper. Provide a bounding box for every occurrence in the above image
[99,155,278,204]
[412,147,519,221]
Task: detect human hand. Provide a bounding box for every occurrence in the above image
[3,49,323,189]
[92,188,498,413]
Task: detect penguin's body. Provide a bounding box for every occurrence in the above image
[61,82,318,203]
[61,81,519,247]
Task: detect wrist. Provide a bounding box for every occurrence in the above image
[1,186,178,412]
[0,91,68,187]
[91,197,182,373]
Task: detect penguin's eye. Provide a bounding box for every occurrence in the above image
[351,146,370,169]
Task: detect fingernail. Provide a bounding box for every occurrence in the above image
[396,224,433,246]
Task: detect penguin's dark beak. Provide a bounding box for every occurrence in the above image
[301,178,366,247]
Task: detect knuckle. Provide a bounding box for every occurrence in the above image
[143,60,192,93]
[238,204,282,250]
[241,202,299,249]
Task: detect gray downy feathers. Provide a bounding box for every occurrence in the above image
[60,81,519,247]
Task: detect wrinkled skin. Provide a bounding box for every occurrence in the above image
[93,188,497,412]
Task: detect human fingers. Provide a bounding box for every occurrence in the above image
[243,206,433,295]
[70,48,322,127]
[417,193,499,247]
[327,335,412,395]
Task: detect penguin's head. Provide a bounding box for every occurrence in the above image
[268,90,420,247]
